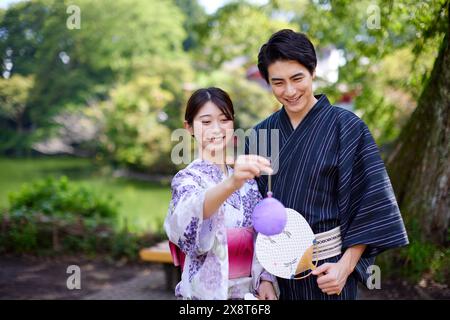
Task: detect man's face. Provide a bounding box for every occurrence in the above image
[267,60,315,116]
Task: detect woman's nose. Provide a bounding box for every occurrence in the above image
[210,120,222,132]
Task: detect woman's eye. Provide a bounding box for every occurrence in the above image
[202,121,211,125]
[221,119,230,123]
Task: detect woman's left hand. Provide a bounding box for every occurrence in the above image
[257,280,278,300]
[311,262,351,295]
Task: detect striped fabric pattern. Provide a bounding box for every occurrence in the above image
[247,94,409,300]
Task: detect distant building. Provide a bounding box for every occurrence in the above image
[246,65,270,90]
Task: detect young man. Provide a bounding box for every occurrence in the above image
[248,29,409,300]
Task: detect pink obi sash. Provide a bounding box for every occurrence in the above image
[169,227,254,279]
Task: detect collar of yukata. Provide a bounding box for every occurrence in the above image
[194,158,232,179]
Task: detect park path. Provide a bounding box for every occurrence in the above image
[84,266,175,300]
[2,255,446,300]
[84,264,376,300]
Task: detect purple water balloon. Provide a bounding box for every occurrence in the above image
[252,191,287,235]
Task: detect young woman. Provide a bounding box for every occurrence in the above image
[164,87,278,300]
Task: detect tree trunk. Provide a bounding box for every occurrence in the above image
[387,27,449,245]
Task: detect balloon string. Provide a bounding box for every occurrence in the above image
[267,157,272,197]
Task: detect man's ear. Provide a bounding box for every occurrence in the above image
[184,121,194,136]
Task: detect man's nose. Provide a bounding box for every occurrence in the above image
[285,83,296,97]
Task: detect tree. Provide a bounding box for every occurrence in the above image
[0,1,48,76]
[0,74,34,155]
[387,7,449,246]
[195,1,294,69]
[0,74,34,134]
[0,0,187,152]
[174,0,208,51]
[128,55,195,131]
[269,0,445,144]
[89,76,175,173]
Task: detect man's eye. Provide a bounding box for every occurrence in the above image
[294,78,303,82]
[273,82,283,86]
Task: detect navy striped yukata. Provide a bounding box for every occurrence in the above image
[246,94,409,300]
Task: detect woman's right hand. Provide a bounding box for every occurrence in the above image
[227,155,273,190]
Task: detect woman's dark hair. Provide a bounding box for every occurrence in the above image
[185,87,235,126]
[258,29,317,83]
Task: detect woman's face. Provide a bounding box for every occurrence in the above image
[187,101,234,156]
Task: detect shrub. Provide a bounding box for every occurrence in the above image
[0,176,157,260]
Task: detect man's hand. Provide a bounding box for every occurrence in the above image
[311,262,351,295]
[312,244,367,295]
[257,280,278,300]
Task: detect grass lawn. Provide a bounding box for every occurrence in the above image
[0,157,171,235]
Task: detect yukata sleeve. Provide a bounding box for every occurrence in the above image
[251,248,280,297]
[337,117,409,283]
[164,169,222,256]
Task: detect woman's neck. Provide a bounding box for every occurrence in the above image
[198,148,228,175]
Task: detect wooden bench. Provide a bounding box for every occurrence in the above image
[139,240,181,291]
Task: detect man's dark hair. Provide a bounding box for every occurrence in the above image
[258,29,317,83]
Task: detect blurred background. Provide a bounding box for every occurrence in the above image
[0,0,448,299]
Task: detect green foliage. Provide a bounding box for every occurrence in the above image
[377,239,449,284]
[3,215,39,252]
[0,175,159,259]
[88,76,176,173]
[8,176,118,219]
[0,157,171,235]
[0,75,35,154]
[194,1,295,68]
[271,0,447,145]
[127,56,195,131]
[376,218,449,284]
[0,0,188,150]
[174,0,208,51]
[110,229,141,260]
[0,74,33,121]
[353,78,401,145]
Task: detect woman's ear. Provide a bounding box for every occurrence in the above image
[312,70,316,80]
[184,121,194,137]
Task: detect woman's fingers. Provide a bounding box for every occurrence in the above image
[233,155,273,187]
[236,162,268,178]
[243,158,273,175]
[238,163,260,176]
[255,163,273,175]
[236,155,271,170]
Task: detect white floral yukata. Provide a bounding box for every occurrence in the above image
[164,159,277,300]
